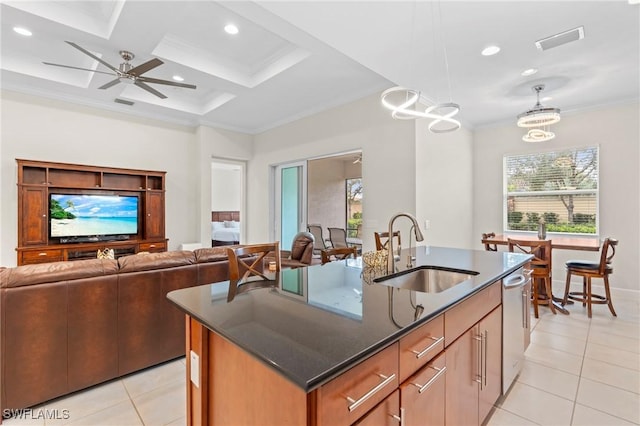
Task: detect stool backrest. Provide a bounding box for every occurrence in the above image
[482,232,498,251]
[598,238,618,274]
[507,238,552,275]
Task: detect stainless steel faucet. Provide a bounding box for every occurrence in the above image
[387,212,424,274]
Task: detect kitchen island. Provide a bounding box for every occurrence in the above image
[167,246,531,425]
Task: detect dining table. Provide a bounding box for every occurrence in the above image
[481,233,601,314]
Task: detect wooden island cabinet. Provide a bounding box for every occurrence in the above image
[16,159,167,265]
[182,280,503,426]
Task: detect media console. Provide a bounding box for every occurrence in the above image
[16,159,168,265]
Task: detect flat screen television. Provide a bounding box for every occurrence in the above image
[49,193,139,240]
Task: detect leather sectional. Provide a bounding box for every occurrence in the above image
[0,247,240,414]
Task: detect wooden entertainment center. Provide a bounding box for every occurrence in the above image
[16,159,168,265]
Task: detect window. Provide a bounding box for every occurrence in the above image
[504,147,598,235]
[346,178,362,238]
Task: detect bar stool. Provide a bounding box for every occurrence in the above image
[482,232,498,251]
[508,238,555,318]
[563,238,618,318]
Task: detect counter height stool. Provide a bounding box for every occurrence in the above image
[508,238,555,318]
[320,246,358,265]
[226,242,280,301]
[482,232,498,252]
[563,238,618,318]
[374,231,401,255]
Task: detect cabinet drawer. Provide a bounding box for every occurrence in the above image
[445,281,501,346]
[354,389,400,426]
[138,241,166,252]
[21,249,64,264]
[317,343,399,425]
[400,351,446,426]
[399,314,444,382]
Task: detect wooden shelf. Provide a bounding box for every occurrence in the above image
[16,159,168,265]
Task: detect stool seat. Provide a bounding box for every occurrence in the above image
[566,260,599,269]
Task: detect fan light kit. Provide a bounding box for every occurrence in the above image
[517,84,560,142]
[43,41,197,99]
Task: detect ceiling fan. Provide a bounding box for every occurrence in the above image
[43,41,196,99]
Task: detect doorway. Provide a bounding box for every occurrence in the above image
[273,161,307,250]
[211,159,245,245]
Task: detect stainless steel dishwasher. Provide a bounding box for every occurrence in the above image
[502,267,531,393]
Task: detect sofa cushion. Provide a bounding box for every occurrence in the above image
[0,258,118,288]
[118,250,196,273]
[194,246,241,263]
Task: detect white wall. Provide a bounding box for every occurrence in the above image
[0,90,251,265]
[416,121,474,249]
[472,102,640,291]
[249,93,416,252]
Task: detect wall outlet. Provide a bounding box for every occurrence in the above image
[190,350,200,388]
[424,220,430,230]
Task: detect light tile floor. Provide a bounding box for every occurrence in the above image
[4,289,639,425]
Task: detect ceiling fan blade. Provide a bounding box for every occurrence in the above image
[137,76,197,89]
[42,62,114,75]
[98,79,121,90]
[128,58,163,77]
[134,80,167,99]
[65,41,119,73]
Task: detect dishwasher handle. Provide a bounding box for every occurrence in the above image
[503,273,529,290]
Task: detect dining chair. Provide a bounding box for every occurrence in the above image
[374,231,401,254]
[226,242,280,300]
[307,224,327,255]
[320,246,358,265]
[328,227,348,249]
[562,238,618,318]
[507,238,555,318]
[482,232,498,252]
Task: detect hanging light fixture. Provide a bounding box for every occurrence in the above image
[517,84,561,129]
[381,2,461,133]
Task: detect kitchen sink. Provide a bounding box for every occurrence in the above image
[374,266,478,293]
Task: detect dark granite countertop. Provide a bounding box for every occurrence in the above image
[167,246,530,392]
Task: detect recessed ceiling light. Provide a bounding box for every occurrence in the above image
[224,24,239,35]
[13,27,32,36]
[521,68,538,77]
[172,75,184,82]
[481,45,500,56]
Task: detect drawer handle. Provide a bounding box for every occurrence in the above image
[346,373,396,412]
[411,336,444,359]
[38,252,47,256]
[411,366,447,394]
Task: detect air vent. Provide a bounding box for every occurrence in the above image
[535,26,584,51]
[114,98,134,106]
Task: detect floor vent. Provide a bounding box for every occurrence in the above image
[114,98,134,106]
[535,26,584,51]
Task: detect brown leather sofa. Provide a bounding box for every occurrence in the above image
[0,247,239,414]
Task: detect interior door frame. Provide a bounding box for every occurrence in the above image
[271,160,308,246]
[211,158,246,244]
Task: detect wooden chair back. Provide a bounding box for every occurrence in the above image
[507,238,552,276]
[321,246,358,264]
[226,242,280,285]
[482,232,498,252]
[374,231,401,252]
[328,227,348,248]
[597,238,618,275]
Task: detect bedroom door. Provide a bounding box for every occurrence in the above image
[274,161,307,250]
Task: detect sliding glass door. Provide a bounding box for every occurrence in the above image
[274,161,307,250]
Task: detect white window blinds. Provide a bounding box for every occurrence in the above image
[504,146,599,235]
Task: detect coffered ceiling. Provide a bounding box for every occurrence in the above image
[2,1,638,134]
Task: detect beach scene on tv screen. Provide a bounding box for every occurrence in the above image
[50,194,138,237]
